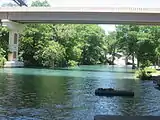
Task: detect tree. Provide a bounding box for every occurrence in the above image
[31,0,50,7]
[116,25,139,68]
[40,41,65,68]
[0,27,9,59]
[137,26,160,68]
[52,24,105,65]
[0,48,6,67]
[19,24,53,66]
[79,25,105,65]
[104,31,118,65]
[116,25,160,69]
[19,0,52,66]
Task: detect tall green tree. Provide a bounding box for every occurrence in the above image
[116,25,160,68]
[20,24,53,66]
[0,27,8,55]
[104,31,118,64]
[19,0,53,66]
[79,25,105,65]
[40,41,65,68]
[52,24,105,65]
[116,25,139,68]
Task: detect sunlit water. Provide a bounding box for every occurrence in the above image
[0,65,160,120]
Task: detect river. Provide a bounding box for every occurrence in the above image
[0,65,160,120]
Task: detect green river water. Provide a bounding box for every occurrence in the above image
[0,65,160,120]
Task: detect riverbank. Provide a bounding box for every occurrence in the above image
[135,66,160,80]
[151,71,160,81]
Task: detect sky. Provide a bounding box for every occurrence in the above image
[1,0,159,7]
[1,0,159,33]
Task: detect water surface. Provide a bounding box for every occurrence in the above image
[0,65,160,120]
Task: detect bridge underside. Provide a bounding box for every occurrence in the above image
[0,7,160,24]
[3,12,160,24]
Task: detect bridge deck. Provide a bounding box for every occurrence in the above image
[94,115,160,120]
[0,7,160,13]
[0,7,160,24]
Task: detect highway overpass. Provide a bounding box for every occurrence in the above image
[0,7,160,24]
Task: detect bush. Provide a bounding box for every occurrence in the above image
[135,67,156,80]
[35,41,65,68]
[144,67,157,73]
[68,60,78,67]
[139,60,152,69]
[0,48,6,67]
[0,57,6,67]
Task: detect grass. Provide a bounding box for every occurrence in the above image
[135,67,159,80]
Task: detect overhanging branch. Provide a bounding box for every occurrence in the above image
[12,0,28,6]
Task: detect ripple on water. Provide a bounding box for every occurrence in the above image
[0,66,160,119]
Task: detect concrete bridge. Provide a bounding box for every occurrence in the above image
[0,7,160,67]
[0,7,160,24]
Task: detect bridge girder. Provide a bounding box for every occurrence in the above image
[0,7,160,24]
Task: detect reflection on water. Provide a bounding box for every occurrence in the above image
[0,65,160,120]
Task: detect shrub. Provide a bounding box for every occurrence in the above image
[68,60,78,67]
[144,67,157,73]
[135,67,156,80]
[0,57,6,67]
[0,48,6,67]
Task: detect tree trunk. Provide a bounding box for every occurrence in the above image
[125,56,128,65]
[158,56,160,67]
[104,50,107,64]
[132,53,136,69]
[111,54,115,65]
[111,48,116,65]
[137,59,140,68]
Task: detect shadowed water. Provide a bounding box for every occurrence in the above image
[0,65,160,120]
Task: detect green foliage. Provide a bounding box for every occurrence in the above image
[116,25,139,66]
[0,27,9,58]
[19,24,53,66]
[135,69,151,80]
[116,25,160,68]
[103,31,118,64]
[18,0,51,66]
[20,1,106,67]
[68,60,78,67]
[31,0,50,7]
[79,25,105,65]
[52,24,105,65]
[144,67,157,73]
[135,67,156,80]
[39,41,65,68]
[139,60,153,69]
[0,26,8,67]
[0,48,6,67]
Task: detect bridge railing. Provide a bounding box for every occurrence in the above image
[0,7,160,13]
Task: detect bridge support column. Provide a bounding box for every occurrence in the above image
[1,19,24,68]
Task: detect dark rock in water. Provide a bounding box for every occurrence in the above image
[95,88,134,97]
[154,86,160,90]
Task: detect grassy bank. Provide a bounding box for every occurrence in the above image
[135,67,160,80]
